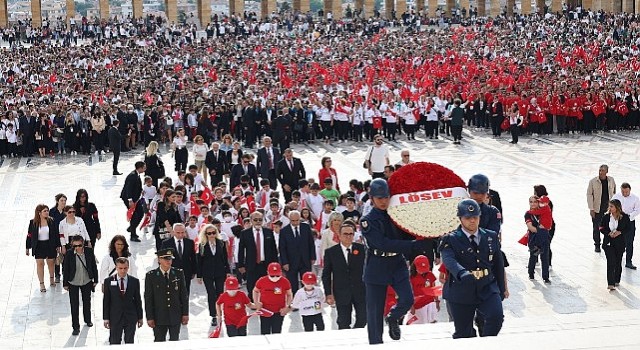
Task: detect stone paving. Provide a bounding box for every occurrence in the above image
[0,128,639,348]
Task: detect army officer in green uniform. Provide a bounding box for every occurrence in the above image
[145,248,189,342]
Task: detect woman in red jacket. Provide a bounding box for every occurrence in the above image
[318,157,339,192]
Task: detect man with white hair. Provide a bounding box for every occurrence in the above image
[278,210,316,294]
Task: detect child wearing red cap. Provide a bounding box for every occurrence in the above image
[291,271,325,332]
[408,255,439,324]
[215,276,253,337]
[253,262,293,334]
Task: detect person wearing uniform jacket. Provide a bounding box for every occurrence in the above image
[440,199,506,339]
[599,199,630,290]
[144,248,189,342]
[102,257,143,344]
[322,220,367,329]
[360,178,429,345]
[587,164,616,252]
[196,224,230,327]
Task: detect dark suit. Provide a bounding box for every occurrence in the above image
[161,238,197,292]
[19,115,36,156]
[204,149,227,187]
[242,106,259,147]
[230,162,259,189]
[144,267,189,342]
[256,146,281,190]
[63,248,99,331]
[120,170,143,237]
[279,223,315,294]
[322,243,367,329]
[275,157,306,202]
[103,275,143,344]
[108,126,122,173]
[196,240,231,317]
[237,227,278,300]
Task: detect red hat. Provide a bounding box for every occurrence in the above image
[268,262,282,276]
[414,255,431,274]
[225,276,239,290]
[302,272,317,285]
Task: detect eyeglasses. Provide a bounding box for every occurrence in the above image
[243,161,250,165]
[67,211,76,214]
[252,218,263,222]
[206,231,216,235]
[342,232,355,236]
[73,244,83,248]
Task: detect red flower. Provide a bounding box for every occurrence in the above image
[352,249,359,255]
[388,162,466,195]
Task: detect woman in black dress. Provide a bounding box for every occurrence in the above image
[600,199,630,290]
[153,189,182,251]
[196,224,230,326]
[73,189,101,248]
[49,193,67,283]
[36,114,51,157]
[144,140,165,188]
[26,204,61,292]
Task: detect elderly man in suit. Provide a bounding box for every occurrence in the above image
[230,153,259,189]
[161,223,197,293]
[63,235,100,336]
[279,210,316,294]
[204,142,227,187]
[237,211,279,301]
[322,220,367,329]
[103,257,143,344]
[256,136,281,190]
[120,161,146,242]
[276,148,306,203]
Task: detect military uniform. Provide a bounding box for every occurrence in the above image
[144,250,189,342]
[479,202,501,235]
[361,178,426,345]
[440,224,505,338]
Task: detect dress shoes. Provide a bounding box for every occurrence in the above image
[72,329,80,336]
[386,317,401,340]
[86,322,93,327]
[625,265,637,270]
[113,171,123,175]
[130,236,141,243]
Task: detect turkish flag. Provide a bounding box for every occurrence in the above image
[518,232,529,246]
[422,286,443,297]
[140,213,151,228]
[372,116,383,129]
[190,198,201,216]
[208,324,222,338]
[126,202,137,222]
[201,187,213,205]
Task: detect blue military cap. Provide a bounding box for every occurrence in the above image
[369,178,390,198]
[457,199,481,217]
[467,174,490,194]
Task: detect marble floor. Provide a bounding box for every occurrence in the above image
[1,128,639,348]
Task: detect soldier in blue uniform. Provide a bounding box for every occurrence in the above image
[440,199,506,339]
[361,178,429,345]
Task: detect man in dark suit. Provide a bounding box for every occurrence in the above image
[256,136,281,190]
[230,153,259,189]
[145,248,189,342]
[63,235,100,336]
[103,257,143,344]
[322,221,367,329]
[271,108,291,153]
[204,142,227,187]
[237,212,279,301]
[276,148,306,203]
[279,211,315,294]
[161,223,196,293]
[120,161,146,242]
[242,100,260,148]
[108,119,123,175]
[18,111,36,157]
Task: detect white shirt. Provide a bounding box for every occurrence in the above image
[367,144,390,173]
[99,254,138,282]
[59,217,90,246]
[340,243,352,263]
[611,193,640,221]
[174,237,185,255]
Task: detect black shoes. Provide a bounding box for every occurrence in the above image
[72,329,80,336]
[544,279,551,284]
[595,246,601,253]
[529,274,535,280]
[625,265,637,270]
[211,317,217,327]
[386,317,401,340]
[130,236,141,243]
[113,171,123,175]
[86,322,93,327]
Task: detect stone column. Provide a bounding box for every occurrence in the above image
[261,0,276,18]
[636,0,640,14]
[460,0,470,16]
[364,0,375,18]
[293,0,301,11]
[300,0,310,13]
[507,0,515,16]
[428,0,437,17]
[521,0,531,14]
[446,0,455,16]
[384,0,393,18]
[622,0,633,12]
[490,0,500,17]
[397,0,406,17]
[332,0,342,19]
[477,0,486,16]
[197,0,211,27]
[582,0,592,10]
[165,0,177,23]
[415,0,423,14]
[132,0,144,19]
[551,0,563,12]
[66,0,75,28]
[536,0,544,14]
[31,0,42,27]
[99,0,109,20]
[0,0,7,28]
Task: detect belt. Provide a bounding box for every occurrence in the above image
[370,249,398,257]
[176,146,185,150]
[471,269,489,280]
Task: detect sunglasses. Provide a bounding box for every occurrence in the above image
[72,244,83,248]
[252,218,263,222]
[67,211,76,214]
[206,231,216,235]
[342,232,355,236]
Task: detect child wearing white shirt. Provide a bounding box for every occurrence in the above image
[142,176,157,205]
[291,272,325,332]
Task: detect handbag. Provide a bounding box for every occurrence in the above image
[157,157,166,178]
[362,146,373,169]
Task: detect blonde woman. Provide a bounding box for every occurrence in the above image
[196,224,230,326]
[90,112,106,155]
[192,135,209,183]
[320,212,344,254]
[144,141,165,187]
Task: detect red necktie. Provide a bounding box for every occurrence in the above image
[261,191,267,207]
[119,277,125,296]
[255,230,261,263]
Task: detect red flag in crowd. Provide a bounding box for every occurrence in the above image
[208,324,222,338]
[201,187,213,205]
[536,47,544,64]
[190,197,201,216]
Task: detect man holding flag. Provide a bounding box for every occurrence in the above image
[121,161,146,242]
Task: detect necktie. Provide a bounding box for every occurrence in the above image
[255,230,261,263]
[469,235,479,252]
[346,247,352,265]
[119,277,125,295]
[178,240,183,258]
[261,191,267,207]
[288,159,293,171]
[268,149,274,169]
[164,272,169,284]
[294,226,299,238]
[215,152,218,160]
[244,165,248,174]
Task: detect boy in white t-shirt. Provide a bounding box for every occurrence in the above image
[306,183,325,220]
[142,176,157,205]
[186,215,199,240]
[189,164,207,192]
[291,272,325,332]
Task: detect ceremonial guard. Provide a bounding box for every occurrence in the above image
[361,178,428,344]
[144,249,189,342]
[440,199,506,339]
[468,174,502,234]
